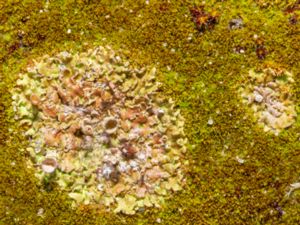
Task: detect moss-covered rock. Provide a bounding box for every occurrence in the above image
[0,0,299,224]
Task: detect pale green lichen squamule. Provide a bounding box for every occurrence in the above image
[11,46,188,215]
[239,67,297,135]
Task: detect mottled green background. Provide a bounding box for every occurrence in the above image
[0,0,299,224]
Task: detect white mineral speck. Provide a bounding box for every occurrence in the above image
[97,183,104,191]
[103,155,111,162]
[157,109,165,115]
[151,158,159,164]
[67,29,72,34]
[129,160,138,169]
[118,161,129,172]
[236,156,245,164]
[110,156,119,165]
[254,93,264,103]
[102,166,112,177]
[58,64,67,71]
[137,152,146,161]
[37,208,44,217]
[207,118,214,125]
[115,56,121,62]
[187,33,193,41]
[132,127,141,134]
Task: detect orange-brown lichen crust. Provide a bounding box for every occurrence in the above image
[0,0,300,224]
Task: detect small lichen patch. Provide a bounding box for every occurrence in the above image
[12,46,187,214]
[239,67,297,134]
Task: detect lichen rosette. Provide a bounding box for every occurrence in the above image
[12,46,187,214]
[240,67,297,134]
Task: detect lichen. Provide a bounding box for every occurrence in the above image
[12,46,187,214]
[239,67,297,134]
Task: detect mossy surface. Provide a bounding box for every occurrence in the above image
[0,0,299,224]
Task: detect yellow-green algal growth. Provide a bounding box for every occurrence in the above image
[11,46,187,215]
[239,67,297,135]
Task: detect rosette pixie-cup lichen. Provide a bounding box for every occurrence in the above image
[12,46,188,214]
[239,67,297,135]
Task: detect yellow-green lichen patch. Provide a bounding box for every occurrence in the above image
[12,46,187,214]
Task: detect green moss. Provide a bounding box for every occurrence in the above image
[1,0,300,224]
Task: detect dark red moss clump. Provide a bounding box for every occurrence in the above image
[283,0,299,25]
[255,38,267,60]
[189,6,219,33]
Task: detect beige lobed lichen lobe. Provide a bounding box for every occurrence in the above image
[12,46,187,215]
[240,67,297,135]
